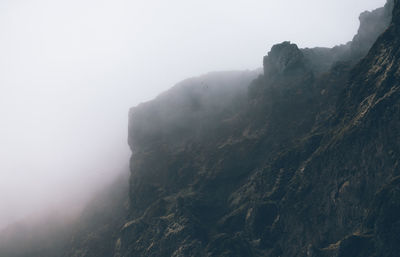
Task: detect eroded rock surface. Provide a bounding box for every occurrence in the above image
[122,1,400,256]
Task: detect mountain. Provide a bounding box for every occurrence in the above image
[122,1,400,256]
[1,1,399,256]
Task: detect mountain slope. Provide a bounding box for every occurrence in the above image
[123,1,399,256]
[0,1,398,257]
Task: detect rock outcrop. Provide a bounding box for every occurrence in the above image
[1,1,399,257]
[122,1,400,256]
[302,0,394,74]
[263,41,308,77]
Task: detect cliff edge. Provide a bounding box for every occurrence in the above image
[123,1,400,256]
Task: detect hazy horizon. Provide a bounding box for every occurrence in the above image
[0,0,387,230]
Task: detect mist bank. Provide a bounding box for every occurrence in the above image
[0,0,388,233]
[0,169,129,257]
[0,0,398,256]
[0,69,261,257]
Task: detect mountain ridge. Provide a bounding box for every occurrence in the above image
[0,1,399,256]
[121,1,399,256]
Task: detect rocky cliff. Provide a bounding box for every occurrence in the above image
[0,1,399,257]
[122,1,400,256]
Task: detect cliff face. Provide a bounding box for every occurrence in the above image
[1,1,398,257]
[123,1,400,257]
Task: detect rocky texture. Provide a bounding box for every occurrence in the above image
[122,1,400,256]
[0,1,398,257]
[263,42,308,77]
[350,0,394,59]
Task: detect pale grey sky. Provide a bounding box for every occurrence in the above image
[0,0,387,229]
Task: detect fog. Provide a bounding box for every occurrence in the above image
[0,0,386,230]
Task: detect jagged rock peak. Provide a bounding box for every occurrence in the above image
[262,41,306,77]
[350,0,395,58]
[357,0,393,33]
